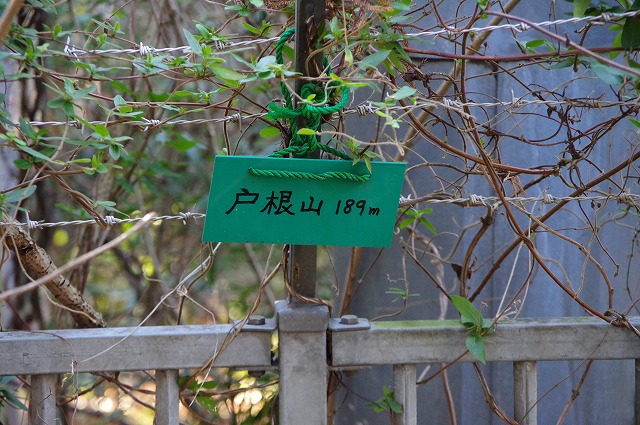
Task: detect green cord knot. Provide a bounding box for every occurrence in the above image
[267,28,351,160]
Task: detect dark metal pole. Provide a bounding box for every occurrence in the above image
[294,0,325,95]
[288,0,325,300]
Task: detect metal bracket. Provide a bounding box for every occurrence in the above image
[328,317,371,332]
[233,316,277,333]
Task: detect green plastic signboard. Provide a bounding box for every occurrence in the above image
[203,156,406,247]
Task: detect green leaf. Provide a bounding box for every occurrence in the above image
[242,22,263,35]
[364,386,403,414]
[110,80,133,95]
[525,39,546,49]
[418,216,437,235]
[47,98,75,116]
[95,200,124,214]
[388,85,416,101]
[4,185,36,203]
[386,287,419,302]
[209,64,245,82]
[260,126,281,138]
[196,395,217,413]
[399,217,415,229]
[113,94,129,109]
[195,23,211,39]
[573,0,590,17]
[344,48,354,67]
[94,124,109,138]
[198,380,219,390]
[359,50,391,70]
[363,155,372,174]
[590,63,624,85]
[183,29,202,55]
[71,85,96,100]
[297,128,317,136]
[13,159,32,170]
[630,119,640,128]
[621,15,640,49]
[18,117,38,140]
[629,57,640,69]
[365,401,386,413]
[482,318,494,333]
[466,334,487,364]
[109,144,121,160]
[451,295,484,329]
[549,58,574,69]
[610,31,623,59]
[387,397,404,414]
[16,144,51,162]
[166,137,198,152]
[2,389,28,411]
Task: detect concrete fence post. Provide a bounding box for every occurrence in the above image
[277,300,329,425]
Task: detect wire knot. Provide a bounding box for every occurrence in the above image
[142,118,161,131]
[25,213,39,231]
[139,42,154,57]
[356,104,375,116]
[179,212,194,225]
[228,113,242,124]
[599,12,612,23]
[213,40,228,50]
[64,36,79,58]
[443,29,457,40]
[467,194,487,206]
[399,194,412,203]
[542,193,555,204]
[511,91,524,108]
[617,191,639,210]
[103,216,119,226]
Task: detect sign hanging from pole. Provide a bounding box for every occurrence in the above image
[203,156,406,247]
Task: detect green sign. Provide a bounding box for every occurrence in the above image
[203,156,406,247]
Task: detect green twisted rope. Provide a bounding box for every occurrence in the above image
[249,168,370,182]
[254,29,369,182]
[268,28,351,161]
[275,27,296,111]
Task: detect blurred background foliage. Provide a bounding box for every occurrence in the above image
[1,0,640,423]
[0,0,296,422]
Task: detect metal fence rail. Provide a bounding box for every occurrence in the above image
[330,316,640,425]
[0,303,638,425]
[0,320,275,425]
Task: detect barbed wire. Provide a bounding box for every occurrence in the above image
[401,192,640,208]
[5,10,638,61]
[407,10,640,39]
[3,192,637,230]
[28,112,264,129]
[1,212,206,230]
[436,96,640,110]
[25,94,640,129]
